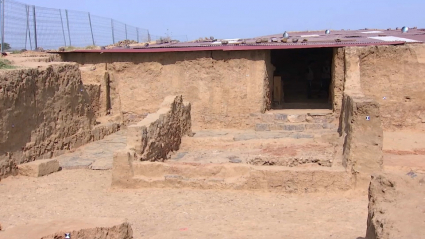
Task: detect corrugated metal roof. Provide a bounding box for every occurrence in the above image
[59,28,425,54]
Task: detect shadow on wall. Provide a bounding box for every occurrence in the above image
[60,50,267,66]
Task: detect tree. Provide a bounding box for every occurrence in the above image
[1,42,11,51]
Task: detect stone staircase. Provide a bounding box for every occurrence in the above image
[111,109,351,192]
[252,110,338,132]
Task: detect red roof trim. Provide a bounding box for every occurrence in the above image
[53,41,407,54]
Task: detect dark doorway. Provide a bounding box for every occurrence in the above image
[270,48,333,109]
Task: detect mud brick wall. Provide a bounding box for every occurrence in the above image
[60,50,270,130]
[366,173,425,239]
[0,64,119,178]
[126,95,191,162]
[340,47,383,185]
[340,94,383,179]
[359,44,425,131]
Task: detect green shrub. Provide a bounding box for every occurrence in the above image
[0,59,15,69]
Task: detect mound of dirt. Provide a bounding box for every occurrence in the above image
[0,218,132,239]
[366,173,425,239]
[109,40,138,48]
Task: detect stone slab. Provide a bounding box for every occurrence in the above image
[90,158,113,170]
[255,123,271,131]
[274,113,288,121]
[287,114,307,123]
[55,131,127,170]
[283,124,306,131]
[18,159,60,177]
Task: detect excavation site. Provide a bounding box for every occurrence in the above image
[1,27,425,238]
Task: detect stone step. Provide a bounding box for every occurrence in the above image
[112,160,352,193]
[255,122,337,132]
[169,143,336,167]
[251,111,335,125]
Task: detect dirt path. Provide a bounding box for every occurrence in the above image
[0,169,367,239]
[55,130,127,170]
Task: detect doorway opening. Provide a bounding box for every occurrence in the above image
[270,48,333,109]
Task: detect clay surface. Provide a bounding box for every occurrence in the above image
[0,218,132,239]
[0,169,368,239]
[366,173,425,239]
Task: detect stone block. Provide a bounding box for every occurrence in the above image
[291,133,314,139]
[261,114,275,123]
[287,114,307,123]
[274,113,288,121]
[18,159,60,177]
[305,123,326,130]
[255,123,271,131]
[111,149,135,187]
[283,124,305,131]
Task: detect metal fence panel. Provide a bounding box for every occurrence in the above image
[33,6,66,50]
[3,0,27,50]
[90,15,112,47]
[0,0,173,51]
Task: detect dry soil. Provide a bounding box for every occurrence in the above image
[0,169,368,239]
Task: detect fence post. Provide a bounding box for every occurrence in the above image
[1,0,5,52]
[32,5,37,49]
[65,10,71,46]
[24,5,27,49]
[111,19,115,44]
[147,30,151,42]
[26,5,32,50]
[59,10,66,46]
[125,24,127,40]
[136,27,139,42]
[88,13,95,46]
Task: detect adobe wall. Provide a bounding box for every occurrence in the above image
[340,47,383,186]
[0,64,119,178]
[126,95,192,162]
[112,95,192,185]
[358,44,425,131]
[331,47,345,115]
[365,173,425,239]
[61,50,271,130]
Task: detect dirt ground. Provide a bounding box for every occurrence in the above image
[1,50,425,238]
[0,170,368,239]
[2,51,63,69]
[0,129,424,238]
[383,130,425,173]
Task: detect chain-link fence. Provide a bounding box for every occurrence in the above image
[0,0,157,51]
